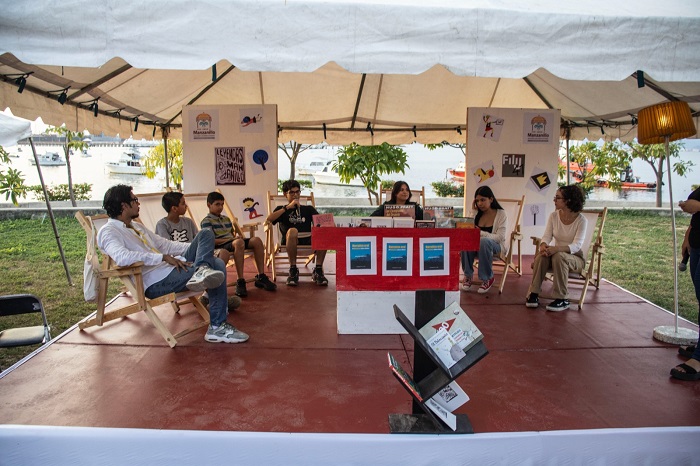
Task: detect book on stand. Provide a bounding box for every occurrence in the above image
[419,302,483,353]
[424,206,455,228]
[312,213,335,227]
[370,217,394,228]
[392,217,415,228]
[414,220,436,229]
[384,204,416,219]
[387,352,423,402]
[453,217,475,229]
[426,327,466,369]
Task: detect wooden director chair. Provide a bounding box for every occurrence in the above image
[75,211,210,348]
[530,207,608,310]
[382,185,426,209]
[265,190,317,282]
[474,195,525,294]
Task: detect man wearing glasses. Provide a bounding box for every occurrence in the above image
[97,184,249,344]
[266,179,328,286]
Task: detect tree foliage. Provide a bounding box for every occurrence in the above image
[335,143,409,205]
[27,183,92,201]
[624,141,692,207]
[143,139,183,190]
[0,145,28,205]
[45,126,88,207]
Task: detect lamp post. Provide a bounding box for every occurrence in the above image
[637,101,698,344]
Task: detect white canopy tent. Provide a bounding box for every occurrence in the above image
[0,0,698,144]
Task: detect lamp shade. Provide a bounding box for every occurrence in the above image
[637,101,696,145]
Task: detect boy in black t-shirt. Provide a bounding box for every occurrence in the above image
[266,180,328,286]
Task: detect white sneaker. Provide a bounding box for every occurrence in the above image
[204,322,249,343]
[186,265,224,291]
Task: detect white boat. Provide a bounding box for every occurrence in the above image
[297,144,336,176]
[312,161,364,187]
[30,152,66,166]
[105,148,144,175]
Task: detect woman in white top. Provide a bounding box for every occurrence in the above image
[526,185,587,311]
[461,186,508,294]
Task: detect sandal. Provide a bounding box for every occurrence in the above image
[670,362,700,381]
[678,345,696,358]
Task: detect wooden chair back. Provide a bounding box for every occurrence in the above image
[492,195,525,293]
[382,185,426,209]
[134,191,170,231]
[265,190,317,281]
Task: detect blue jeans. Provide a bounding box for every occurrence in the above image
[145,229,228,326]
[461,238,501,281]
[689,246,700,361]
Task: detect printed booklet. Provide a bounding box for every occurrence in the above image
[426,327,466,369]
[312,213,335,227]
[424,206,454,228]
[384,204,416,219]
[419,302,483,353]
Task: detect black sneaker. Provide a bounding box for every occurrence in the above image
[525,293,539,308]
[546,299,570,312]
[312,267,328,286]
[254,273,277,291]
[286,266,299,286]
[235,278,248,297]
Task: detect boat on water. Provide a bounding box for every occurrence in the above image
[297,144,337,176]
[447,161,465,179]
[312,161,364,187]
[105,148,144,175]
[30,152,66,166]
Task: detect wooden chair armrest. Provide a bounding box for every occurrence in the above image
[513,232,523,241]
[531,236,542,245]
[99,262,145,278]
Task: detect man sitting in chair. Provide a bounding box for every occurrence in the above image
[266,180,328,286]
[155,191,242,312]
[97,184,249,344]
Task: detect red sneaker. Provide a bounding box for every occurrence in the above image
[461,276,473,291]
[477,276,495,294]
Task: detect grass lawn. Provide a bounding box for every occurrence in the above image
[0,210,697,369]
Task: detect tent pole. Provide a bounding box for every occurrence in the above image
[565,126,571,185]
[29,137,73,286]
[162,127,170,190]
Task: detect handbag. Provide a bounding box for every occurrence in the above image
[83,221,100,302]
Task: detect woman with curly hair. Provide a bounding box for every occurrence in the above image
[525,185,587,312]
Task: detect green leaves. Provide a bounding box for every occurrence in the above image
[335,143,410,204]
[142,139,184,190]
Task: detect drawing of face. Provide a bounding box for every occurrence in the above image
[243,199,255,208]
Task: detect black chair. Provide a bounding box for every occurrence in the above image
[0,294,51,348]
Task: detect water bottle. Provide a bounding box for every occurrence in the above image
[679,250,690,272]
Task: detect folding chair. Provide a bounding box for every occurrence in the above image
[382,185,426,209]
[133,190,171,231]
[530,207,607,310]
[265,190,317,281]
[75,211,210,348]
[492,196,525,293]
[0,294,51,349]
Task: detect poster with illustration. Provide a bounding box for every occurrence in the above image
[470,160,499,187]
[477,114,504,141]
[250,146,273,176]
[346,236,377,275]
[529,171,552,191]
[240,108,264,133]
[239,195,266,220]
[382,238,413,276]
[215,146,246,185]
[524,202,546,227]
[502,153,525,178]
[523,112,555,144]
[189,109,219,142]
[419,237,449,276]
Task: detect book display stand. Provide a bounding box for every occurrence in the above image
[388,289,488,434]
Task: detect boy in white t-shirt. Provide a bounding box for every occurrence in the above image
[155,191,241,312]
